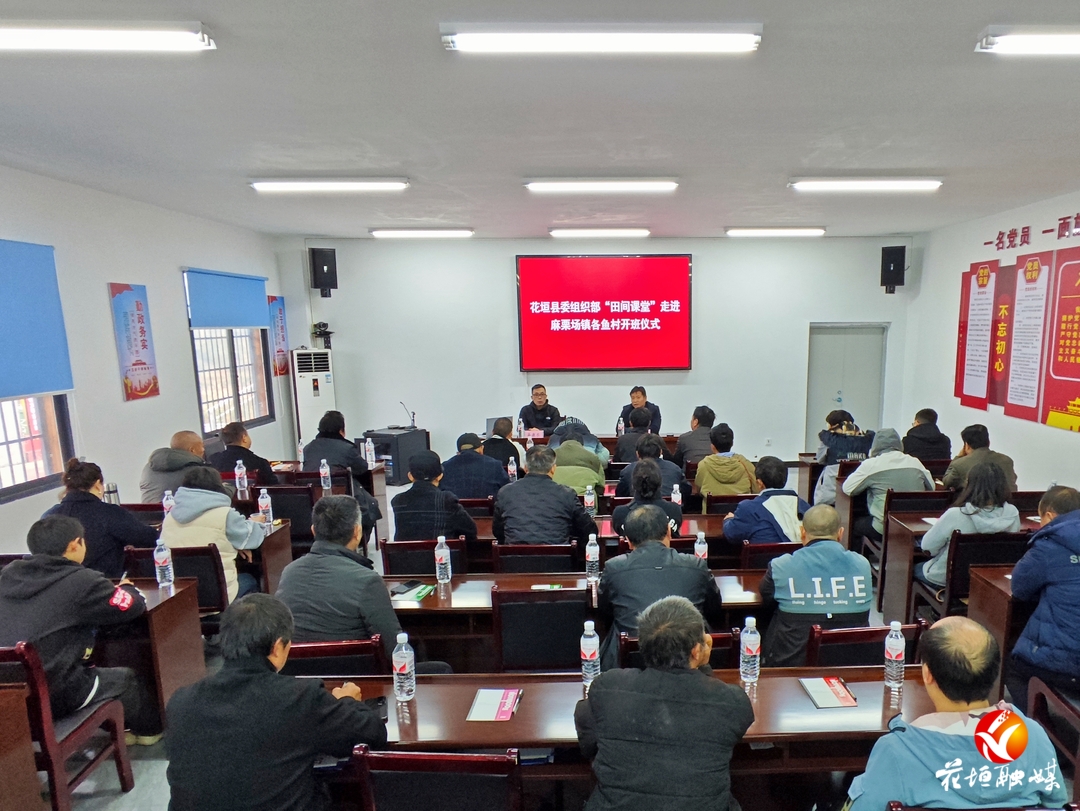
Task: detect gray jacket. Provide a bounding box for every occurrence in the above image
[139,447,214,503]
[919,502,1021,586]
[842,430,933,533]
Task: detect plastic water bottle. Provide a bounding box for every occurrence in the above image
[234,460,248,494]
[581,620,601,690]
[319,459,331,490]
[392,632,416,701]
[586,534,600,583]
[583,485,596,516]
[365,437,376,467]
[434,536,452,584]
[516,418,524,438]
[740,617,761,685]
[885,621,906,689]
[526,438,534,450]
[153,540,174,586]
[297,441,305,466]
[257,488,273,524]
[671,483,683,506]
[507,457,518,482]
[161,490,175,515]
[694,531,708,561]
[616,417,625,436]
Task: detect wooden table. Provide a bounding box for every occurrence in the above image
[474,514,728,541]
[0,684,44,811]
[258,520,293,594]
[530,434,680,455]
[967,565,1036,701]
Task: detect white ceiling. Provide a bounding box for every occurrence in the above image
[2,0,1080,238]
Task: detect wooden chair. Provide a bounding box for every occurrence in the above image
[739,540,802,569]
[704,493,756,514]
[684,460,699,481]
[0,552,28,571]
[0,642,133,811]
[617,630,741,670]
[805,620,928,667]
[381,538,468,577]
[909,531,1031,622]
[492,542,580,573]
[120,502,165,526]
[459,496,495,517]
[606,461,631,479]
[259,485,316,557]
[350,745,522,811]
[124,545,228,635]
[491,586,590,671]
[278,638,389,677]
[296,466,356,498]
[1028,677,1080,799]
[614,537,698,557]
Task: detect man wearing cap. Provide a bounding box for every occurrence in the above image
[391,451,477,542]
[439,433,509,500]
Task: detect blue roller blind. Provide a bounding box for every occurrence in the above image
[0,239,73,399]
[184,268,269,329]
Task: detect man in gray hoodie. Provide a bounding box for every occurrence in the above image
[139,430,215,503]
[842,428,933,542]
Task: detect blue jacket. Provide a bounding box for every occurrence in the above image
[1010,509,1080,676]
[439,450,509,500]
[722,489,810,545]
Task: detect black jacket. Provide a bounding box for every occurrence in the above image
[518,402,563,435]
[611,497,682,538]
[391,480,477,542]
[615,458,687,499]
[902,423,952,463]
[165,655,387,811]
[575,665,754,811]
[209,445,279,488]
[618,401,662,434]
[0,555,146,717]
[44,491,158,577]
[439,451,509,500]
[493,473,598,544]
[302,433,369,479]
[613,428,649,463]
[482,435,520,469]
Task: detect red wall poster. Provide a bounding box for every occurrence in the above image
[1042,246,1080,431]
[955,261,997,410]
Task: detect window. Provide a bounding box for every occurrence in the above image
[191,328,274,435]
[0,394,74,502]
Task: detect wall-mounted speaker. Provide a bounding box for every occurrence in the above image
[881,246,906,294]
[309,248,338,298]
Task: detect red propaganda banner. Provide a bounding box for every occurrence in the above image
[1041,246,1080,432]
[988,267,1016,407]
[1003,252,1054,422]
[955,261,997,410]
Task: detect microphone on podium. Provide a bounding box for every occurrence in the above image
[399,401,416,429]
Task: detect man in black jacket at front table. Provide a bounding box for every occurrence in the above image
[901,408,952,463]
[208,421,279,487]
[391,450,478,542]
[493,445,597,544]
[166,594,387,811]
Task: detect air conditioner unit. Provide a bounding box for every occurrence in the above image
[291,349,336,443]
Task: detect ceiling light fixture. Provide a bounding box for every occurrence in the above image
[976,26,1080,55]
[725,227,826,237]
[251,179,409,193]
[0,21,215,51]
[370,229,474,239]
[442,29,761,54]
[549,228,651,238]
[526,180,677,193]
[789,178,943,192]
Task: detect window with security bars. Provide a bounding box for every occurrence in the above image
[0,394,74,501]
[191,328,274,435]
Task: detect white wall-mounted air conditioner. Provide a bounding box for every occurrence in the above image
[291,349,336,443]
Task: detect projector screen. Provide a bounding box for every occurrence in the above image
[517,254,692,371]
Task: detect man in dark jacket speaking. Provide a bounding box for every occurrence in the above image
[493,445,597,544]
[575,596,754,811]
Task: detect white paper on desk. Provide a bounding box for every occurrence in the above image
[466,688,521,721]
[922,517,938,526]
[1027,515,1040,522]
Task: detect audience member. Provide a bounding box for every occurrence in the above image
[518,383,563,435]
[943,424,1018,491]
[575,596,753,811]
[165,594,387,811]
[902,408,952,463]
[43,458,157,578]
[917,461,1020,587]
[694,423,759,497]
[159,467,266,602]
[439,432,508,499]
[552,426,606,495]
[615,433,686,498]
[493,445,597,544]
[1005,485,1080,711]
[548,416,611,466]
[759,505,872,666]
[672,405,715,468]
[391,450,477,542]
[846,617,1066,810]
[208,421,278,487]
[481,417,524,470]
[611,458,682,538]
[0,516,162,744]
[301,410,381,536]
[842,428,933,543]
[613,406,652,463]
[813,411,874,505]
[139,430,213,503]
[597,505,721,669]
[617,385,662,434]
[723,456,809,545]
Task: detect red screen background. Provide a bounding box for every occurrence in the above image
[517,255,692,371]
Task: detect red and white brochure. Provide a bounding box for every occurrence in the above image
[798,677,858,708]
[466,689,522,722]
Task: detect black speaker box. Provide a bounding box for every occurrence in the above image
[880,246,906,292]
[309,248,338,291]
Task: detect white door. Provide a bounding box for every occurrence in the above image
[804,325,887,451]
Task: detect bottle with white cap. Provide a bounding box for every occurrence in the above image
[507,456,518,482]
[581,621,601,690]
[694,531,708,561]
[434,536,452,584]
[585,534,600,583]
[583,485,596,517]
[671,483,682,506]
[392,632,416,701]
[234,460,248,495]
[740,617,761,685]
[884,621,906,689]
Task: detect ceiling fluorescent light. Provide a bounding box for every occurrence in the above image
[976,26,1080,55]
[789,178,943,193]
[725,227,825,237]
[251,180,408,193]
[549,228,651,238]
[370,229,474,239]
[526,180,677,193]
[0,21,215,51]
[443,31,760,54]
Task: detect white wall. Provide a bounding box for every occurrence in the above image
[904,190,1080,490]
[276,235,916,463]
[0,164,293,551]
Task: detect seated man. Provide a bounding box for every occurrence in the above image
[813,411,874,506]
[617,385,662,434]
[722,456,810,545]
[598,505,721,669]
[518,383,563,435]
[615,434,686,498]
[301,409,380,536]
[482,417,525,471]
[575,596,754,811]
[391,451,477,542]
[846,616,1066,810]
[613,406,652,463]
[165,594,387,811]
[209,421,279,487]
[759,504,872,666]
[493,445,597,544]
[1004,485,1080,711]
[439,432,508,499]
[902,408,952,463]
[548,417,611,466]
[842,428,933,543]
[611,458,682,538]
[672,405,715,468]
[694,423,759,497]
[139,429,214,503]
[0,516,162,744]
[942,423,1017,491]
[552,426,606,495]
